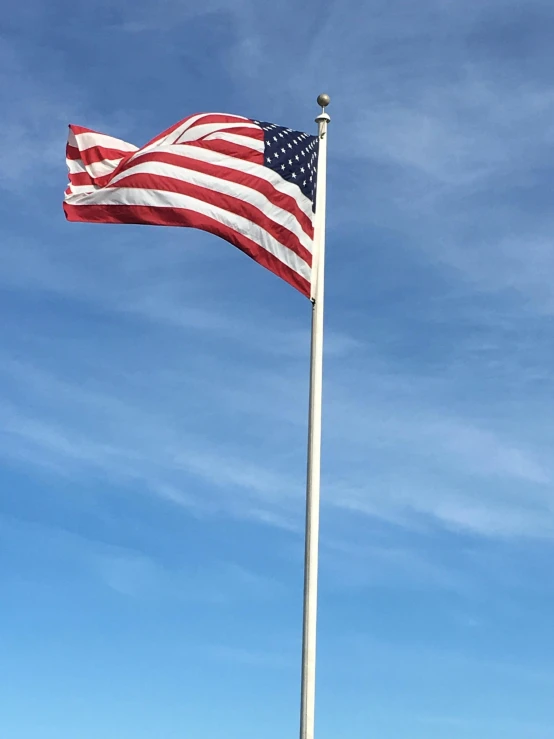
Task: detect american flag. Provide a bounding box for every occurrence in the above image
[63,113,320,297]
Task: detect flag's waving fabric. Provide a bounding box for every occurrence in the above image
[64,113,319,296]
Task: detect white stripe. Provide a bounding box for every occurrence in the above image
[127,144,314,222]
[203,132,264,152]
[65,187,310,281]
[67,156,124,178]
[174,121,259,143]
[66,158,87,175]
[108,161,312,253]
[71,130,138,153]
[67,129,79,149]
[68,184,99,195]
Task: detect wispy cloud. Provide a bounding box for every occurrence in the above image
[2,310,554,541]
[204,644,292,669]
[1,514,283,604]
[94,551,284,603]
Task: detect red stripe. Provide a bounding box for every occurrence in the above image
[104,173,312,265]
[204,125,263,140]
[67,168,114,189]
[192,138,263,163]
[66,143,129,166]
[146,113,252,146]
[69,124,98,136]
[66,143,79,160]
[180,114,253,140]
[63,202,309,297]
[119,151,313,238]
[69,171,95,186]
[188,113,251,128]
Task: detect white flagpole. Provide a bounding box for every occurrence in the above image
[299,93,330,739]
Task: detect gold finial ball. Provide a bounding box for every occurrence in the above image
[317,93,330,108]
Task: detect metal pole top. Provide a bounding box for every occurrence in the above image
[315,94,331,125]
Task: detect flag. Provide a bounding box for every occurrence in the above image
[63,113,319,297]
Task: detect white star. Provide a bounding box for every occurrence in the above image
[293,139,297,145]
[300,167,305,173]
[288,143,293,149]
[303,180,307,186]
[288,159,293,165]
[292,172,296,179]
[281,164,286,170]
[279,133,284,138]
[281,147,286,153]
[295,155,299,161]
[273,136,278,141]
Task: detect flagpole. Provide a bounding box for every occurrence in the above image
[300,93,330,739]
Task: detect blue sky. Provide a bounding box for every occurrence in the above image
[2,0,554,737]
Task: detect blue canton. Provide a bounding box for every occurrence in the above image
[253,120,319,210]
